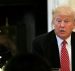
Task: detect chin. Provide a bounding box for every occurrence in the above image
[58,35,67,39]
[60,35,69,39]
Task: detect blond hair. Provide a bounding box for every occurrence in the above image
[52,5,75,20]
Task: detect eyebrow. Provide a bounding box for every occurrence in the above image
[55,17,73,20]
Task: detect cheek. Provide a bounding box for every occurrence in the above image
[54,24,60,29]
[68,24,74,29]
[66,25,74,32]
[54,25,60,33]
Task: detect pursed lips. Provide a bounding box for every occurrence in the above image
[60,29,66,33]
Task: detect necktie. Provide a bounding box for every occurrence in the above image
[60,40,70,71]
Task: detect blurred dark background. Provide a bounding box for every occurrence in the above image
[0,0,47,54]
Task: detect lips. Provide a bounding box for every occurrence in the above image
[60,30,65,32]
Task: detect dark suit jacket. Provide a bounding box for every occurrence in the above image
[32,30,75,70]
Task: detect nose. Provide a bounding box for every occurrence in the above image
[60,21,65,27]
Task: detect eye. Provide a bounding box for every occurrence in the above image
[55,18,62,23]
[64,20,70,23]
[56,20,62,23]
[57,20,62,22]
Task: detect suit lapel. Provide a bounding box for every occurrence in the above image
[47,30,60,68]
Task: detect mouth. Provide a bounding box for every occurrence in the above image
[60,30,66,34]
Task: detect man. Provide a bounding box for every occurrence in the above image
[32,5,75,71]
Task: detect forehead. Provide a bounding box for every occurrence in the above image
[55,15,73,20]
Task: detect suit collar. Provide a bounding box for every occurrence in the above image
[47,30,60,68]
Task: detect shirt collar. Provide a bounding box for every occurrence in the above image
[56,35,71,47]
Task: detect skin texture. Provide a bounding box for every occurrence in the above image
[52,6,75,40]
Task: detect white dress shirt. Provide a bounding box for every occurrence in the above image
[56,35,72,71]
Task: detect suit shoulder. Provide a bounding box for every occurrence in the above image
[33,33,49,42]
[33,30,55,42]
[71,32,75,37]
[71,32,75,36]
[72,32,75,34]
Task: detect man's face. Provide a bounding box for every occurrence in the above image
[53,15,75,39]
